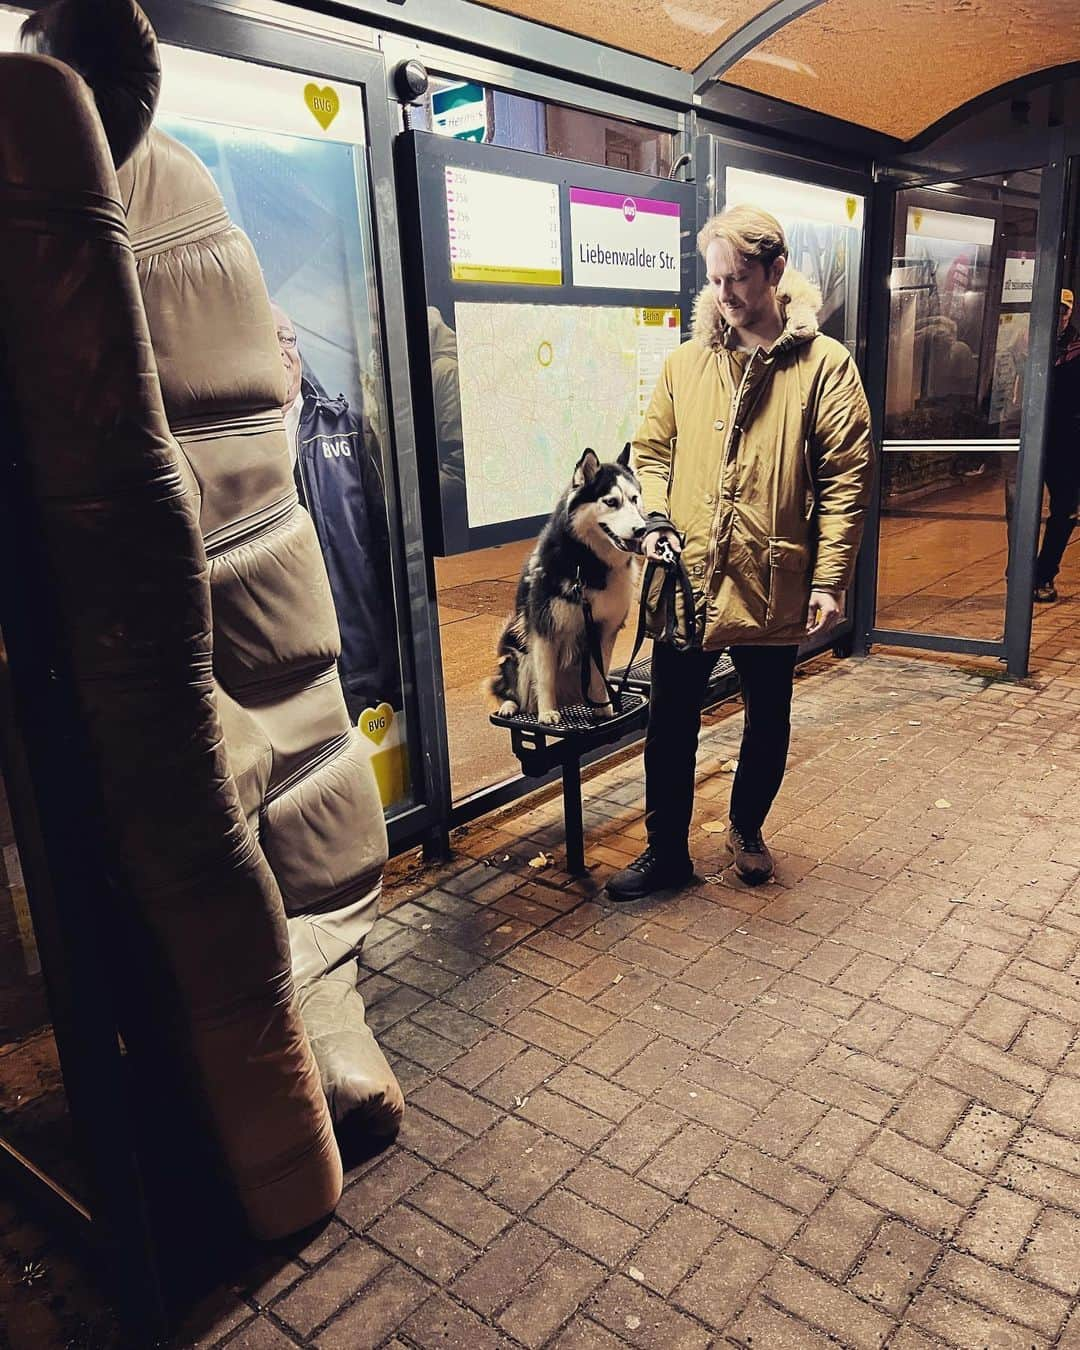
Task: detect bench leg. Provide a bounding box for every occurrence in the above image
[563,758,586,875]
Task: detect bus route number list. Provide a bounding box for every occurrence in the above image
[445,165,562,287]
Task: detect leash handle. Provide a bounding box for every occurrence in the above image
[578,553,697,716]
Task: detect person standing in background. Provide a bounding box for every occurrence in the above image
[1033,289,1080,602]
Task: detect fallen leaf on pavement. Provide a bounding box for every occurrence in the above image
[628,1267,645,1283]
[934,799,952,809]
[720,759,738,773]
[528,852,552,869]
[702,821,728,834]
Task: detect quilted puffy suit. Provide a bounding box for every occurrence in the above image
[9,0,404,1230]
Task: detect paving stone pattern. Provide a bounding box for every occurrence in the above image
[9,626,1080,1347]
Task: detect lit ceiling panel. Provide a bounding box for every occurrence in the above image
[720,0,1079,139]
[473,0,778,73]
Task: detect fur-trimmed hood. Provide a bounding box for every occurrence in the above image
[691,265,823,354]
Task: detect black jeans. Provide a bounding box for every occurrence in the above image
[644,641,799,854]
[1003,454,1079,586]
[1036,472,1080,586]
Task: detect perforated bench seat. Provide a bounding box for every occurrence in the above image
[489,694,648,738]
[613,650,735,695]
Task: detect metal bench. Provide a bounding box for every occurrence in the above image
[490,694,649,873]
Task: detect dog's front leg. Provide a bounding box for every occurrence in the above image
[533,636,561,726]
[588,628,618,719]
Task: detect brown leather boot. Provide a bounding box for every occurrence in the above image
[727,824,774,885]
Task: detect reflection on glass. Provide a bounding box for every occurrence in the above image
[724,167,864,355]
[878,175,1040,641]
[876,452,1013,640]
[410,78,675,176]
[0,770,85,1205]
[885,184,1040,441]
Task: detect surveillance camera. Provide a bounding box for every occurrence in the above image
[393,59,429,104]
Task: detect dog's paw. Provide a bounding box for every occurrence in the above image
[497,700,519,717]
[592,702,614,721]
[538,709,561,727]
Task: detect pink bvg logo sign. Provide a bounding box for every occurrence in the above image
[569,186,681,290]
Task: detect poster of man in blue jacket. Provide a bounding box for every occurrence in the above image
[273,302,403,720]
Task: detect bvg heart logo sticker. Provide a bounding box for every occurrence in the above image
[358,702,394,747]
[305,83,340,131]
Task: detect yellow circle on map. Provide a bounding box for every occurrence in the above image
[537,341,553,367]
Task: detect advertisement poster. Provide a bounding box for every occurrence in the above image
[989,311,1030,428]
[159,52,411,814]
[569,187,681,291]
[1001,252,1035,304]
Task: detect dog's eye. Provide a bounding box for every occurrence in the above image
[604,497,620,508]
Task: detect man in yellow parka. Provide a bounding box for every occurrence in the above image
[608,204,874,900]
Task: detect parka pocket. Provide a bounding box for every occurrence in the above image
[765,538,811,628]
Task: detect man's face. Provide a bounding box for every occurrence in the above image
[705,238,784,334]
[271,303,303,408]
[1059,301,1073,337]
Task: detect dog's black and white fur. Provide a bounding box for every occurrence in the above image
[489,446,648,725]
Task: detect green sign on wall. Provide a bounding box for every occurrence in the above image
[431,82,487,142]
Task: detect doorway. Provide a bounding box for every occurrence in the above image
[862,159,1069,676]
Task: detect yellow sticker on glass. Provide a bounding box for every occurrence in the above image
[358,702,394,747]
[305,83,340,131]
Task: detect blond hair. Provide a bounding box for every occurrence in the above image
[698,204,787,267]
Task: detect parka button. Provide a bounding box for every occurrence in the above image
[713,419,725,431]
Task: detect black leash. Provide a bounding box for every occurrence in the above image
[576,554,697,715]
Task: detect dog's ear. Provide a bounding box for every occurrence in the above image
[618,443,632,468]
[573,449,600,487]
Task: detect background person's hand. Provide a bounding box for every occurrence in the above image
[806,589,842,637]
[643,529,682,563]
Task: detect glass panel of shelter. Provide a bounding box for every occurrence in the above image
[418,83,677,804]
[877,174,1041,642]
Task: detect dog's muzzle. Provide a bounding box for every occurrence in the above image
[600,522,644,553]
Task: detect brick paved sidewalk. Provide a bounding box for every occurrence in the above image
[8,604,1080,1347]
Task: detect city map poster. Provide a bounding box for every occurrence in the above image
[453,302,681,528]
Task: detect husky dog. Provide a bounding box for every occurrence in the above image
[489,446,648,726]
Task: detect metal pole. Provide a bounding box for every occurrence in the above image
[851,177,896,654]
[562,758,586,875]
[1005,155,1069,677]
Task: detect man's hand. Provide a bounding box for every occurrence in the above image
[806,589,843,637]
[643,529,682,563]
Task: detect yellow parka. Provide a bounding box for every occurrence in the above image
[634,267,874,650]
